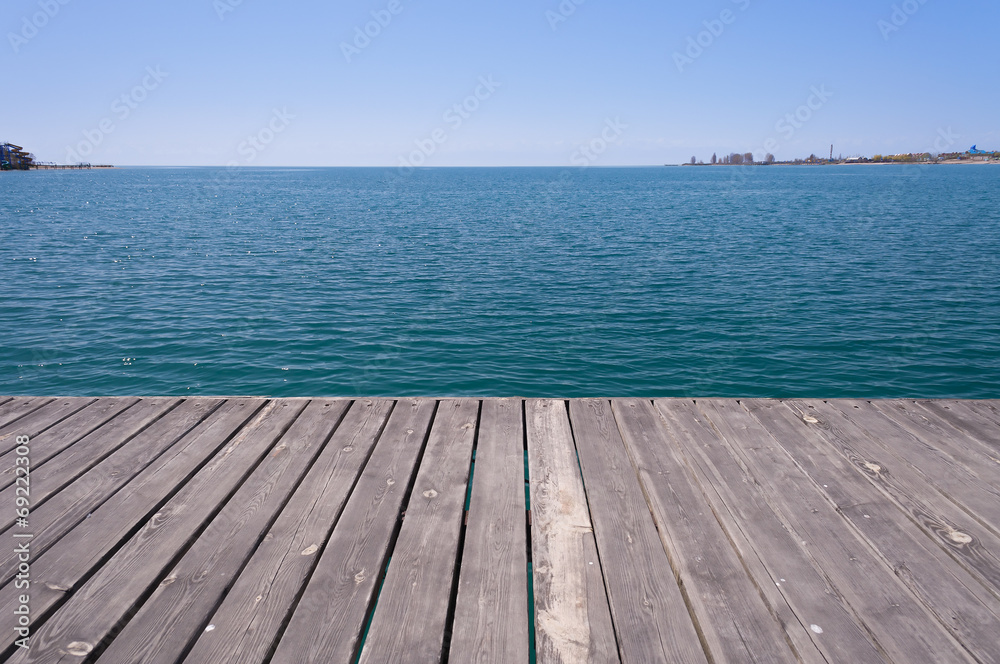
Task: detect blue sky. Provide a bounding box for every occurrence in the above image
[3,0,997,166]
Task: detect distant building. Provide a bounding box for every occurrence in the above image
[1,143,35,170]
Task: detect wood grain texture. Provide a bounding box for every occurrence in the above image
[97,399,350,664]
[0,397,53,430]
[823,400,1000,595]
[0,398,95,455]
[961,401,1000,428]
[872,400,1000,498]
[526,399,619,664]
[450,398,530,664]
[569,399,707,664]
[7,398,289,664]
[0,399,221,587]
[357,399,479,664]
[777,399,1000,662]
[194,397,411,664]
[0,398,178,533]
[0,399,267,659]
[0,397,995,663]
[737,399,977,663]
[916,401,1000,454]
[655,399,887,664]
[266,399,433,664]
[611,398,802,664]
[0,398,139,489]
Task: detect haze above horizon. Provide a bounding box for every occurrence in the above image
[4,0,997,167]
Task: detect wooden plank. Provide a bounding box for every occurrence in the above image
[0,398,178,534]
[824,400,1000,570]
[193,399,428,664]
[654,399,886,664]
[526,399,618,664]
[449,398,530,664]
[964,401,1000,428]
[916,401,1000,453]
[97,399,355,664]
[5,398,291,664]
[265,399,435,664]
[871,400,1000,494]
[611,399,803,663]
[0,398,95,455]
[0,398,140,489]
[568,399,706,664]
[0,397,53,430]
[357,399,479,664]
[0,398,221,586]
[0,398,266,655]
[736,399,977,663]
[782,400,1000,627]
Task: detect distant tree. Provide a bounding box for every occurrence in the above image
[765,153,775,164]
[711,153,717,164]
[743,152,753,164]
[808,153,817,163]
[691,156,696,165]
[730,153,743,165]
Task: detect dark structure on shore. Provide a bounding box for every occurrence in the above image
[0,143,34,170]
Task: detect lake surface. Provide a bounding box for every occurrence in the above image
[1,165,998,397]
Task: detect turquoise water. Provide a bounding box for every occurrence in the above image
[1,165,998,397]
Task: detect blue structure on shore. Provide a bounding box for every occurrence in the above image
[1,143,34,170]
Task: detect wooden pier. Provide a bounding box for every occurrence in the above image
[1,396,998,663]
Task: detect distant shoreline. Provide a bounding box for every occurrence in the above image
[680,160,997,167]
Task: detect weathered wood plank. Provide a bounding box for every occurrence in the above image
[655,399,886,664]
[357,399,479,664]
[963,401,1000,428]
[737,399,977,663]
[611,398,803,664]
[98,399,354,664]
[0,398,178,532]
[5,398,291,664]
[0,399,221,586]
[450,398,530,664]
[780,400,1000,640]
[200,398,428,664]
[822,400,1000,593]
[0,398,140,489]
[0,399,267,657]
[0,397,53,430]
[872,400,1000,496]
[0,398,95,455]
[916,401,1000,453]
[526,399,618,664]
[569,399,707,664]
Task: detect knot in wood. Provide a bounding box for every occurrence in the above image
[66,642,93,656]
